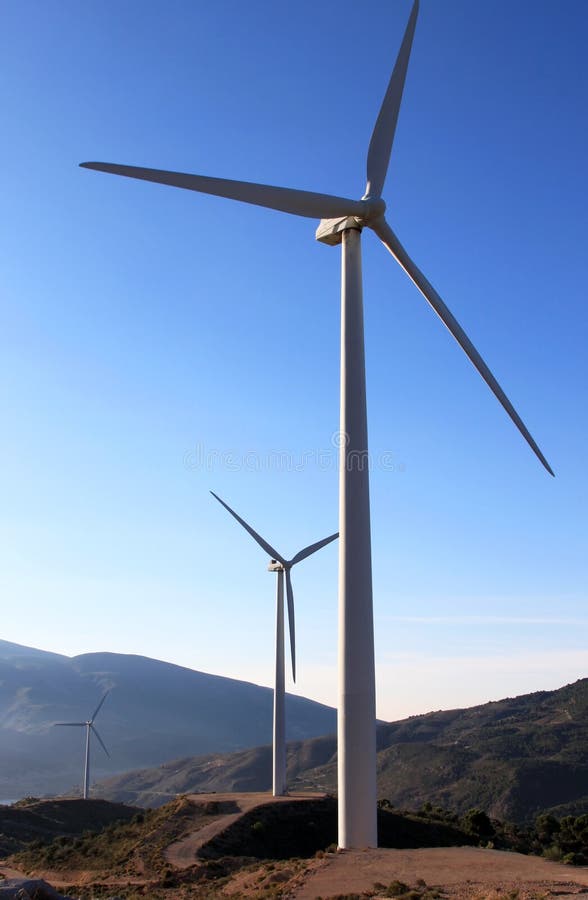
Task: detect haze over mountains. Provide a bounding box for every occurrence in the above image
[97,678,588,824]
[0,639,335,800]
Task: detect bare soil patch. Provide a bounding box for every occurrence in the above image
[293,846,588,899]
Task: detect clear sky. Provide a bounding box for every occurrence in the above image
[1,0,587,722]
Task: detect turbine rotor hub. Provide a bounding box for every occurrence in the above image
[361,196,386,221]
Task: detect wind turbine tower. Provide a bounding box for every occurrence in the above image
[211,491,337,796]
[268,556,287,796]
[54,691,111,800]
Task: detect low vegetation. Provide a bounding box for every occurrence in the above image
[317,879,445,899]
[318,883,550,900]
[12,797,207,879]
[383,800,588,866]
[0,797,138,856]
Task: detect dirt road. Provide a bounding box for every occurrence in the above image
[165,791,325,869]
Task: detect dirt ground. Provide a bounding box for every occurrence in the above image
[0,860,148,890]
[5,795,588,899]
[292,846,588,899]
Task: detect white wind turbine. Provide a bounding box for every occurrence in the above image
[211,491,337,797]
[81,0,553,847]
[54,691,110,800]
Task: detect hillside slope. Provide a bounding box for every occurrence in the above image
[98,678,588,821]
[0,798,138,856]
[0,640,335,799]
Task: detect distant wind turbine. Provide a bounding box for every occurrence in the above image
[54,691,110,800]
[211,491,337,797]
[81,0,553,847]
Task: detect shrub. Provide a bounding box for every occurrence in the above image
[542,844,562,862]
[12,797,39,808]
[535,813,560,840]
[463,807,494,838]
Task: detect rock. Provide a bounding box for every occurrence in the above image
[0,878,76,899]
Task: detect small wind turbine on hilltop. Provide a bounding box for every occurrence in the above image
[211,491,337,797]
[54,691,110,800]
[81,0,553,847]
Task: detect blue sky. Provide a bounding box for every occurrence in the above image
[1,0,587,721]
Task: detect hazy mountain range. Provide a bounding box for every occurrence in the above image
[0,639,335,800]
[97,677,588,823]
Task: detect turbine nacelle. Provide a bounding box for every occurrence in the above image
[316,216,361,246]
[316,198,386,246]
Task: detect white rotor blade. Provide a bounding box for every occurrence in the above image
[91,725,110,758]
[284,568,296,683]
[80,163,366,221]
[210,492,286,564]
[371,217,554,476]
[54,722,85,727]
[90,690,110,722]
[365,0,419,199]
[290,532,339,566]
